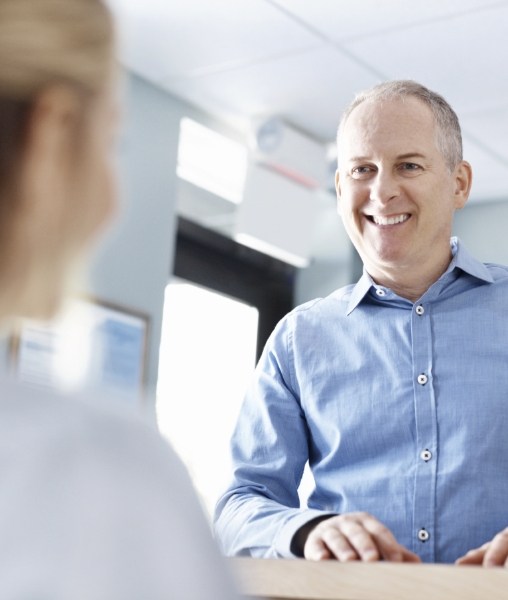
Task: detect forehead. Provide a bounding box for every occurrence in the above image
[339,96,439,161]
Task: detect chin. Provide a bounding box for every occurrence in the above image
[18,293,63,323]
[368,241,409,264]
[16,267,70,323]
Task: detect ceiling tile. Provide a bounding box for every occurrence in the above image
[270,0,507,42]
[108,0,320,84]
[462,107,508,166]
[166,46,379,142]
[342,5,508,116]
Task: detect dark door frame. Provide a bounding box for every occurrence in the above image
[172,217,295,361]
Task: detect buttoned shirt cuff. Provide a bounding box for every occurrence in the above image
[274,510,337,558]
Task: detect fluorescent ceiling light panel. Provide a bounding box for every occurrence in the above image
[177,117,247,204]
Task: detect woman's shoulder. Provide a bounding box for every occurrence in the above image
[0,379,239,599]
[0,377,183,482]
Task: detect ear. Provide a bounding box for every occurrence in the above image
[335,169,342,214]
[20,85,82,216]
[452,160,472,210]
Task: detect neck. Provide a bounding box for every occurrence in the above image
[366,252,453,303]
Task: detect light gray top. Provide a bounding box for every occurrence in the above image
[0,378,238,600]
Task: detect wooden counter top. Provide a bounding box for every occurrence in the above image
[230,557,508,600]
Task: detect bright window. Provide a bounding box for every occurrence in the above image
[156,279,258,518]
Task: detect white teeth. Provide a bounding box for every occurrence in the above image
[372,214,409,226]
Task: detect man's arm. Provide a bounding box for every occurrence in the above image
[214,318,334,557]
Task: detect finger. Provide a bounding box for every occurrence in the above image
[401,548,422,563]
[356,514,407,562]
[456,552,484,565]
[303,535,333,561]
[319,525,363,562]
[455,544,489,565]
[483,529,508,567]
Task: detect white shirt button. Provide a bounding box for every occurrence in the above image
[417,373,428,385]
[375,289,386,297]
[420,449,432,462]
[418,529,430,542]
[416,305,425,315]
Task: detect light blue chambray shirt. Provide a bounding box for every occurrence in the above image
[214,238,508,563]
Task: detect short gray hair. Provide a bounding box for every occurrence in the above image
[337,80,463,171]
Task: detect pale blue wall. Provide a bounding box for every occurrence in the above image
[88,73,182,393]
[454,200,508,264]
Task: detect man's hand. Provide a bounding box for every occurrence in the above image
[303,512,421,563]
[456,528,508,567]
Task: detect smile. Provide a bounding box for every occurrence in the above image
[369,214,410,226]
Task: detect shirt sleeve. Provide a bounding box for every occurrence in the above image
[213,316,335,558]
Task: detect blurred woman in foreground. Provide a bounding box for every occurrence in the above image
[0,1,237,598]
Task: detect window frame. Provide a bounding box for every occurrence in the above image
[172,217,295,361]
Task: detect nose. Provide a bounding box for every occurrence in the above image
[369,169,400,205]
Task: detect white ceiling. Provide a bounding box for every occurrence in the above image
[108,0,508,204]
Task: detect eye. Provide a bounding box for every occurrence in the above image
[399,162,422,173]
[351,165,375,179]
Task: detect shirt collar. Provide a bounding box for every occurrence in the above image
[346,237,493,315]
[447,236,494,283]
[346,272,374,315]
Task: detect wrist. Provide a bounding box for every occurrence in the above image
[290,514,336,557]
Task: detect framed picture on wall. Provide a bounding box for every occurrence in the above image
[9,296,150,402]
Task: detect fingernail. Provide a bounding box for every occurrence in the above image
[363,550,378,561]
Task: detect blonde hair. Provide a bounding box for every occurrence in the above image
[0,0,114,99]
[0,0,114,212]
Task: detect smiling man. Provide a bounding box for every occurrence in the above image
[214,81,508,567]
[336,88,470,302]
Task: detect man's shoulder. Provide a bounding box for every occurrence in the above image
[482,261,508,282]
[455,240,508,285]
[287,284,357,322]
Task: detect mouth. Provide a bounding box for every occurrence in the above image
[366,213,411,226]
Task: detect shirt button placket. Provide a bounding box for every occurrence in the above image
[411,300,436,562]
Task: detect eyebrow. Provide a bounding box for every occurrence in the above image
[347,152,427,163]
[396,152,427,161]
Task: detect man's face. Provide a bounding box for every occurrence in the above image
[336,97,470,283]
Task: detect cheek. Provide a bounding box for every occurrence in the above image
[339,207,363,247]
[91,131,119,214]
[97,155,118,226]
[83,106,120,237]
[69,153,118,250]
[339,188,364,225]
